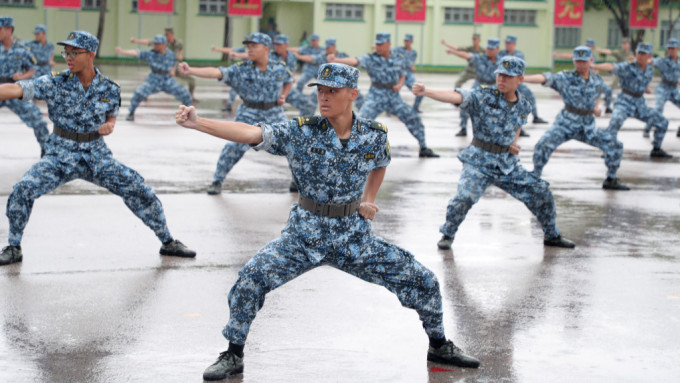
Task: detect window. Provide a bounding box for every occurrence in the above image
[82,0,101,10]
[199,0,226,15]
[444,7,474,24]
[131,0,137,11]
[504,9,536,25]
[386,5,395,22]
[607,19,623,47]
[0,0,34,5]
[325,3,364,21]
[554,27,580,48]
[660,20,680,48]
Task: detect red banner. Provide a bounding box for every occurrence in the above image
[395,0,426,22]
[630,0,659,29]
[43,0,81,9]
[474,0,504,25]
[228,0,263,17]
[138,0,174,14]
[554,0,583,27]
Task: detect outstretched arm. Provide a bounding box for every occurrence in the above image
[178,62,223,79]
[552,52,572,60]
[440,39,457,51]
[176,105,263,144]
[359,167,385,220]
[412,82,463,105]
[294,52,314,63]
[591,62,614,72]
[445,48,472,61]
[327,54,359,66]
[211,45,233,54]
[0,83,24,101]
[130,37,151,46]
[523,74,547,84]
[115,47,140,58]
[597,47,613,55]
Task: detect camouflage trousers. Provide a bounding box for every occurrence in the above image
[645,83,680,133]
[608,94,668,149]
[223,206,447,345]
[213,104,288,183]
[358,87,427,149]
[0,99,49,150]
[600,83,613,110]
[129,74,193,114]
[6,138,173,246]
[404,70,423,110]
[533,111,623,179]
[440,163,560,240]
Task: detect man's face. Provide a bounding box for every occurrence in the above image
[165,32,174,41]
[317,85,356,118]
[404,40,412,49]
[487,47,499,58]
[274,43,288,56]
[311,39,319,48]
[325,44,336,55]
[622,41,630,51]
[154,42,165,52]
[505,41,516,52]
[473,37,481,46]
[668,47,678,59]
[573,59,591,73]
[636,51,651,65]
[376,42,390,56]
[496,73,523,94]
[0,26,11,40]
[246,42,268,61]
[35,32,46,41]
[63,45,92,73]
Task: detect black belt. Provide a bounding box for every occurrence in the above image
[151,69,170,75]
[661,79,678,87]
[621,88,644,98]
[564,104,593,116]
[298,195,361,218]
[53,125,101,143]
[36,61,49,66]
[0,77,15,83]
[242,100,277,110]
[471,138,509,154]
[371,82,397,90]
[476,78,495,85]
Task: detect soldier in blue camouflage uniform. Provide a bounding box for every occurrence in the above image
[293,33,324,96]
[175,62,480,381]
[115,34,193,121]
[211,45,247,112]
[498,35,548,127]
[524,46,629,191]
[0,31,195,266]
[644,38,680,138]
[294,37,365,110]
[330,33,439,157]
[393,34,424,112]
[179,33,294,195]
[24,24,54,78]
[592,42,673,158]
[0,16,49,155]
[271,34,315,115]
[413,56,575,250]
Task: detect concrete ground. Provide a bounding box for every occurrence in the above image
[0,65,679,383]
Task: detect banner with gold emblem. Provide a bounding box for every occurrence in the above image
[395,0,426,23]
[554,0,583,27]
[43,0,81,9]
[137,0,174,13]
[629,0,659,29]
[474,0,504,25]
[228,0,263,17]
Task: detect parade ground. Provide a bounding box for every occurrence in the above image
[1,65,679,383]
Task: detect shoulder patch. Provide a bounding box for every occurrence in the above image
[296,115,320,127]
[53,70,70,78]
[368,120,388,134]
[481,85,488,89]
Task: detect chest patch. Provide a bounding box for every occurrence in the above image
[310,147,326,155]
[364,153,375,159]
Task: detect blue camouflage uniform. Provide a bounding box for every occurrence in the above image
[223,63,446,345]
[356,33,430,151]
[212,33,293,184]
[392,34,423,111]
[0,16,49,151]
[271,34,315,115]
[608,43,669,151]
[498,38,540,119]
[586,39,613,110]
[295,34,324,92]
[7,31,175,247]
[441,57,561,242]
[227,46,246,109]
[458,39,499,131]
[533,46,623,180]
[24,25,54,78]
[128,35,193,117]
[645,38,680,135]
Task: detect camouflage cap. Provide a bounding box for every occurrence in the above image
[57,30,99,53]
[325,38,336,46]
[310,33,320,41]
[666,38,679,49]
[164,27,174,34]
[375,33,391,45]
[636,42,653,54]
[494,56,526,77]
[152,34,167,44]
[487,38,500,49]
[585,38,595,47]
[34,24,47,34]
[621,37,631,44]
[308,63,359,89]
[404,33,414,42]
[505,35,517,43]
[472,33,481,39]
[273,34,289,45]
[572,46,592,61]
[243,32,271,46]
[0,16,13,28]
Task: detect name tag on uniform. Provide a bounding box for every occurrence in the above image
[310,147,326,155]
[100,98,110,102]
[364,153,375,159]
[276,77,282,81]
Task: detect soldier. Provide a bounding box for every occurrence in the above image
[393,34,423,112]
[175,62,481,381]
[0,31,195,266]
[592,42,673,158]
[329,33,439,158]
[644,38,680,138]
[178,33,293,195]
[292,33,324,96]
[0,16,49,155]
[24,24,55,78]
[596,36,633,90]
[523,46,628,191]
[116,34,193,122]
[412,56,576,250]
[442,33,484,89]
[498,35,548,126]
[270,34,315,115]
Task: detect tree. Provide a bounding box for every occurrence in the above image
[95,0,107,58]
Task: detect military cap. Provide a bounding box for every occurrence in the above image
[273,34,289,45]
[242,32,271,46]
[0,16,13,28]
[325,38,336,46]
[636,42,653,54]
[505,35,517,43]
[585,38,595,47]
[34,24,47,34]
[58,30,99,53]
[572,46,592,61]
[404,34,414,42]
[164,27,174,34]
[375,33,391,45]
[622,37,631,44]
[308,63,359,89]
[494,56,526,77]
[666,38,679,49]
[472,33,481,39]
[487,38,500,49]
[152,34,167,44]
[310,33,320,41]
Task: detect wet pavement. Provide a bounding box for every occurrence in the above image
[1,65,679,382]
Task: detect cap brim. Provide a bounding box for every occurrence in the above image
[307,79,352,89]
[494,68,519,76]
[57,39,88,51]
[572,57,591,61]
